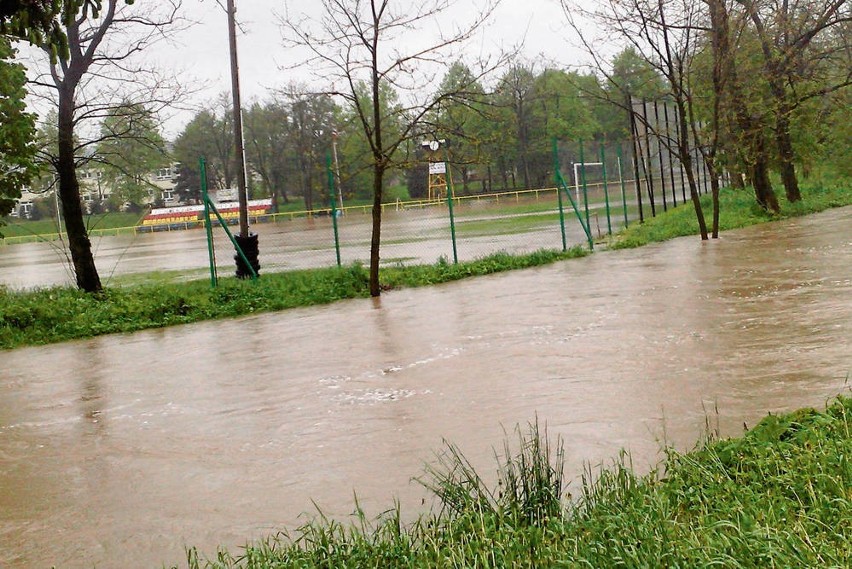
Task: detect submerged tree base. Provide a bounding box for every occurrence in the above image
[176,396,852,568]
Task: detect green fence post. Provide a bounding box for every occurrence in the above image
[617,144,629,228]
[553,138,567,251]
[200,157,218,288]
[326,153,341,267]
[445,148,459,264]
[579,139,593,249]
[600,144,612,235]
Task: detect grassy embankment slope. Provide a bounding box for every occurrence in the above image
[610,178,850,249]
[1,180,849,350]
[177,396,851,568]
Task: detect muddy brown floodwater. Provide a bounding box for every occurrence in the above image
[1,207,850,568]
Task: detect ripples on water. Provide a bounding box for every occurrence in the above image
[0,207,850,568]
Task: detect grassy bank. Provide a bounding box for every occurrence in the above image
[176,395,852,568]
[611,178,851,249]
[0,248,587,350]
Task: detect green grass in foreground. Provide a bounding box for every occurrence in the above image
[0,248,588,350]
[176,395,852,568]
[611,179,852,249]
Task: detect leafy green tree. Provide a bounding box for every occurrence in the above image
[493,63,539,190]
[735,0,850,202]
[286,89,338,211]
[0,38,38,220]
[172,102,233,193]
[821,88,851,177]
[431,62,490,193]
[530,69,600,186]
[609,47,667,100]
[334,81,405,202]
[173,163,201,204]
[244,100,293,211]
[602,47,667,138]
[96,102,166,207]
[489,64,601,190]
[0,0,134,61]
[26,0,182,293]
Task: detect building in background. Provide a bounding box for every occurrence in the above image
[10,163,180,219]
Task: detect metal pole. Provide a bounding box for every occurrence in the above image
[663,101,678,207]
[444,146,458,264]
[331,130,344,212]
[579,139,591,242]
[226,0,249,238]
[628,94,645,223]
[641,100,657,217]
[653,100,668,212]
[600,144,611,235]
[54,185,63,239]
[201,157,218,288]
[553,138,567,251]
[327,152,341,267]
[617,145,629,228]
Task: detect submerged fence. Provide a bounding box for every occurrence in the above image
[1,117,724,288]
[212,123,722,280]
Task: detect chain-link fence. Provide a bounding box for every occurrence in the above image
[208,138,653,279]
[1,113,725,289]
[207,101,722,280]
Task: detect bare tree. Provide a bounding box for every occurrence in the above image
[702,0,735,237]
[563,0,712,238]
[281,0,504,296]
[26,0,186,292]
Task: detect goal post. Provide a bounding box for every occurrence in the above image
[573,161,603,202]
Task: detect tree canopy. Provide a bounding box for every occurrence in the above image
[96,102,166,207]
[0,0,134,60]
[0,38,38,219]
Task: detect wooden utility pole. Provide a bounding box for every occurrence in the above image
[226,0,260,278]
[226,0,249,238]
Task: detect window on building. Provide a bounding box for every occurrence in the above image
[156,167,174,181]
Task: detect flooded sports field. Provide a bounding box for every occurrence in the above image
[1,207,849,568]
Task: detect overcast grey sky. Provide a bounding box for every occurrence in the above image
[144,0,597,134]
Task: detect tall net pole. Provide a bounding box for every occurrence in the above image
[226,0,260,278]
[227,0,249,239]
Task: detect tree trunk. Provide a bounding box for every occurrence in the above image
[57,96,102,292]
[58,88,102,293]
[746,5,802,204]
[775,106,801,202]
[675,100,709,240]
[305,167,314,212]
[751,145,779,212]
[260,172,278,213]
[707,160,720,238]
[300,154,313,211]
[727,88,779,212]
[276,174,290,204]
[369,163,384,297]
[730,168,745,189]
